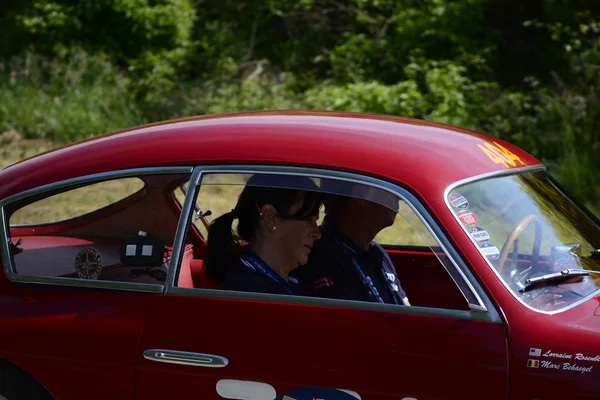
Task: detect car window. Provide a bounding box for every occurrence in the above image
[5,172,192,287]
[11,178,144,225]
[179,176,437,247]
[448,170,600,312]
[374,201,437,246]
[176,171,475,311]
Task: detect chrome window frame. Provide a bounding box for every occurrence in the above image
[166,165,499,320]
[0,167,193,294]
[444,165,600,315]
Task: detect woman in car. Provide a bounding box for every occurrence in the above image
[204,174,323,296]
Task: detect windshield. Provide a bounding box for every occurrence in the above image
[447,170,600,312]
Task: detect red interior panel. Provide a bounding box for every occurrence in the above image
[187,247,470,310]
[188,259,219,289]
[388,249,469,310]
[10,235,171,285]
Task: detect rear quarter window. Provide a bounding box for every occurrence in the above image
[10,178,144,225]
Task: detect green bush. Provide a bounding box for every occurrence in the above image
[1,0,196,95]
[1,1,600,212]
[0,50,144,142]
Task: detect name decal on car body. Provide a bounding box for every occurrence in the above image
[527,348,597,374]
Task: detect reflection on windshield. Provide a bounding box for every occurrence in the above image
[448,171,600,312]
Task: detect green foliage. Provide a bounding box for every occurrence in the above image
[140,71,303,121]
[1,0,600,210]
[1,0,196,94]
[0,50,143,142]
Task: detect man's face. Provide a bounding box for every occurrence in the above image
[365,200,397,231]
[346,197,397,233]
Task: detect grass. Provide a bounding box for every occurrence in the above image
[0,137,56,170]
[10,178,145,225]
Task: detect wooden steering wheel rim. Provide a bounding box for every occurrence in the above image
[497,214,539,275]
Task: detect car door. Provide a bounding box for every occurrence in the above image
[0,168,192,400]
[135,166,508,400]
[136,295,507,400]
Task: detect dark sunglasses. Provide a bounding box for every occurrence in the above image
[276,213,319,222]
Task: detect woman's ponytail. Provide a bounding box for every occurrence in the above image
[204,210,238,283]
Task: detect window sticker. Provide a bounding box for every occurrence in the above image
[458,210,477,225]
[469,227,490,242]
[479,243,500,260]
[477,141,526,169]
[448,193,469,209]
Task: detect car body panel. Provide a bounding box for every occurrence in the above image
[505,293,600,399]
[136,292,508,400]
[0,281,159,400]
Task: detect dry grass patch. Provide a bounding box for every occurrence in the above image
[0,137,59,170]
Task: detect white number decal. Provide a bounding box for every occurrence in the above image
[216,379,363,400]
[216,379,276,400]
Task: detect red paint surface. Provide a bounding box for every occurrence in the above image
[136,294,508,400]
[0,285,159,400]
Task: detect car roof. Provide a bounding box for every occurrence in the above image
[0,111,541,201]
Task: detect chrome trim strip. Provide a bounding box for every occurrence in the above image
[165,167,203,292]
[143,349,228,368]
[443,165,600,316]
[168,165,490,313]
[0,167,193,293]
[444,165,545,193]
[168,286,499,322]
[0,205,11,279]
[468,304,488,312]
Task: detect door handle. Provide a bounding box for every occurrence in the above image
[144,349,229,368]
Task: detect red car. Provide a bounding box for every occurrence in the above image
[0,111,599,400]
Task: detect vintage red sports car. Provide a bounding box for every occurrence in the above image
[0,111,599,400]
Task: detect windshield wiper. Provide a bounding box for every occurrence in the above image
[520,269,600,293]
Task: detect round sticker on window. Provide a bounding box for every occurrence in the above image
[449,193,469,209]
[458,210,477,225]
[480,243,500,260]
[470,226,490,242]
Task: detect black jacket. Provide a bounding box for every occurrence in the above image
[295,220,406,304]
[221,253,310,296]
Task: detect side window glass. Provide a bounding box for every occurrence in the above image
[374,201,437,247]
[178,172,472,311]
[11,178,144,225]
[7,173,192,285]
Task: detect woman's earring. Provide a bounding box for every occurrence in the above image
[273,226,277,231]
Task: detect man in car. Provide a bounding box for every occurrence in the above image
[295,182,411,306]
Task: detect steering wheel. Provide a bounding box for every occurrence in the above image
[497,214,542,284]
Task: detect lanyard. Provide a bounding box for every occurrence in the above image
[323,223,401,305]
[240,252,295,295]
